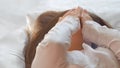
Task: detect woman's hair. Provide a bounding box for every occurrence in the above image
[24,10,111,68]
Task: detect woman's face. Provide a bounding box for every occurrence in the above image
[69,29,83,50]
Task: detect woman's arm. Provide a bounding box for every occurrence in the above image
[32,42,67,68]
[31,8,81,68]
[81,10,120,61]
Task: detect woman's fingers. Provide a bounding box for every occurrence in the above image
[67,7,82,18]
[58,10,73,22]
[59,7,83,22]
[80,10,93,24]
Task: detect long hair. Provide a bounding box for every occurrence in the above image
[24,10,111,68]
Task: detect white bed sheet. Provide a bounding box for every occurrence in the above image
[0,0,120,68]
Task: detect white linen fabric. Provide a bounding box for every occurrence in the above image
[0,0,120,68]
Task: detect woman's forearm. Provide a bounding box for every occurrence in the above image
[32,16,80,68]
[31,42,67,68]
[82,20,120,60]
[39,16,80,49]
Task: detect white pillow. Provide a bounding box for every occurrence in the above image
[0,27,26,68]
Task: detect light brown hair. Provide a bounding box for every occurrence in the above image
[24,10,111,68]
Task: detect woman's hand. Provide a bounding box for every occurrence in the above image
[58,7,83,22]
[59,7,84,51]
[80,9,93,28]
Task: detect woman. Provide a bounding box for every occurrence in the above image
[24,7,120,68]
